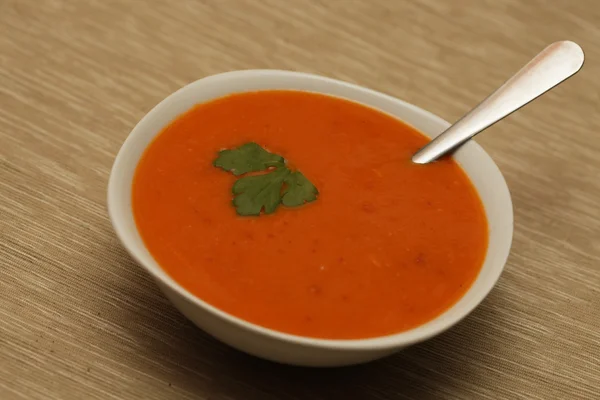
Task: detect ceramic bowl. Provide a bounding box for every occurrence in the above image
[107,70,513,367]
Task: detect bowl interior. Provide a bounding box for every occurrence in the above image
[107,70,513,349]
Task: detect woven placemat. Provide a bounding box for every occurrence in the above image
[1,1,598,399]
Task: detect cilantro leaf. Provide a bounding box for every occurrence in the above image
[214,142,319,216]
[213,142,284,176]
[232,168,291,216]
[282,171,319,207]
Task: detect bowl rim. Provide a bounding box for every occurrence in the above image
[107,69,513,351]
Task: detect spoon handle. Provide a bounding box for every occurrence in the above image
[412,41,585,164]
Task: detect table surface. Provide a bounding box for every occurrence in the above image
[1,1,599,399]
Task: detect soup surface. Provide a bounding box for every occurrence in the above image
[133,90,488,339]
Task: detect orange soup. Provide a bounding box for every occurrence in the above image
[132,91,488,339]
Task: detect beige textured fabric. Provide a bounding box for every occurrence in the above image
[1,1,599,399]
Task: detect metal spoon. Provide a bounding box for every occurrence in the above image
[412,41,585,164]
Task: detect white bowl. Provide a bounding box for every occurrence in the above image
[107,70,513,367]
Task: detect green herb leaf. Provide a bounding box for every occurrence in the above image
[232,168,291,216]
[282,171,319,207]
[214,142,318,216]
[213,142,284,176]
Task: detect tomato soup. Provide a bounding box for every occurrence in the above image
[132,91,488,339]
